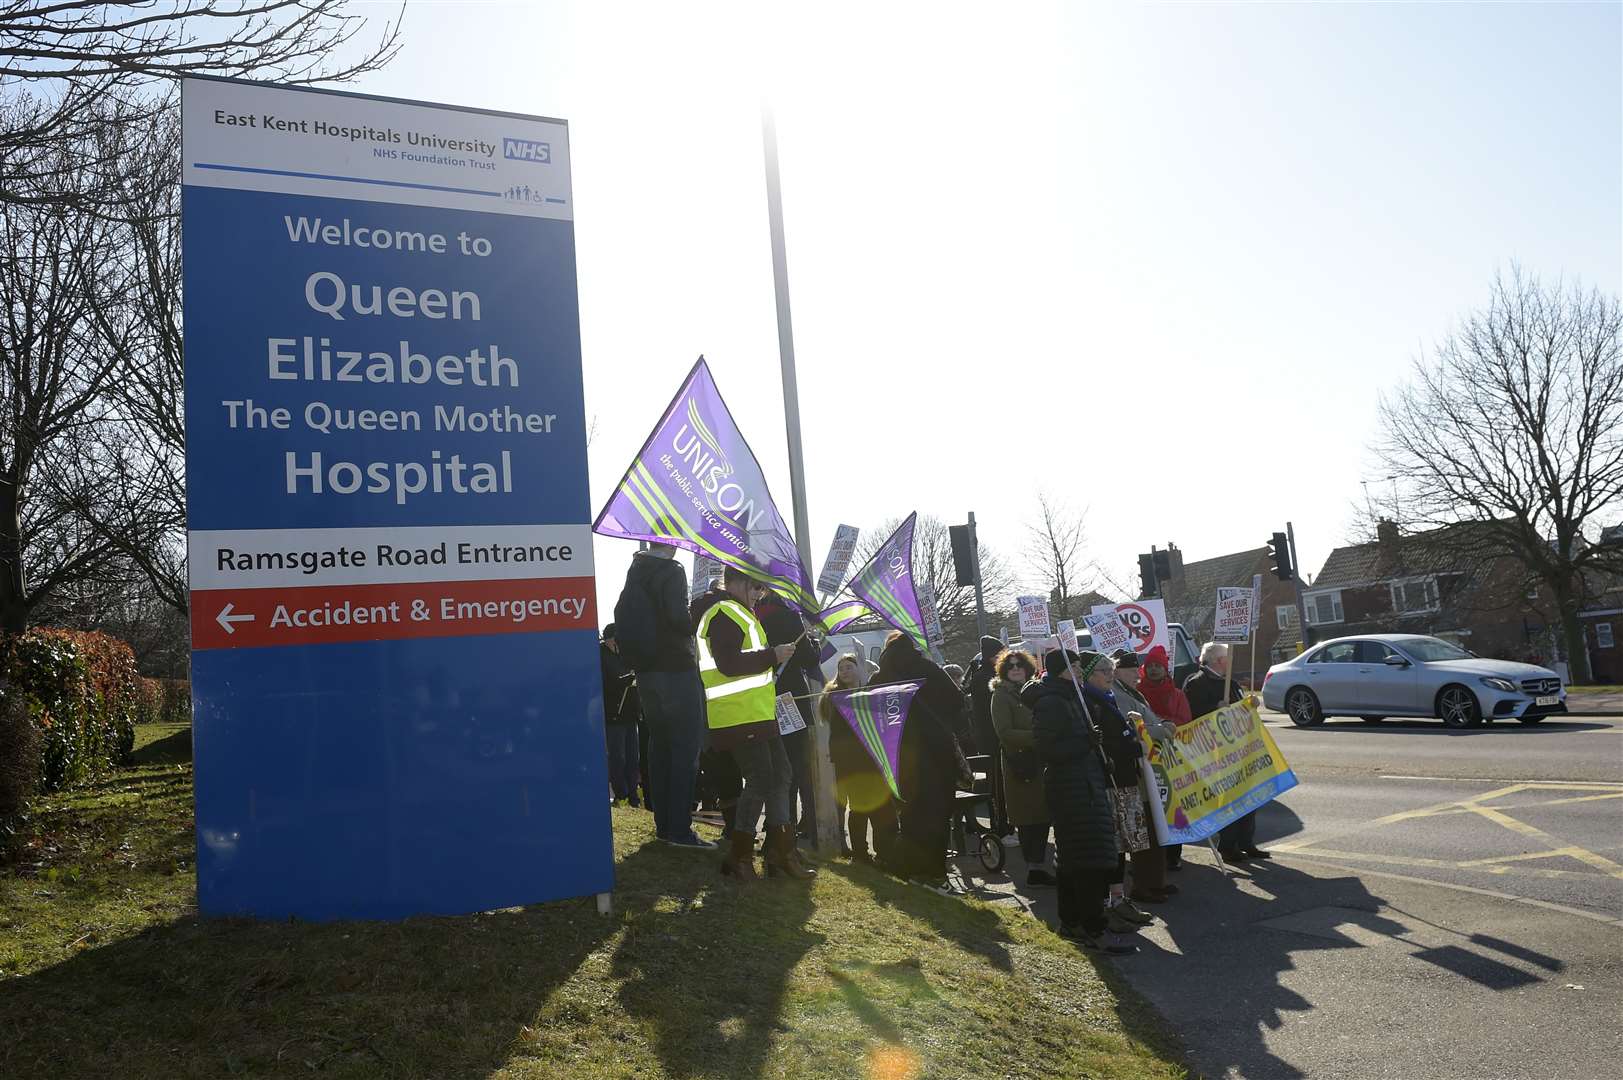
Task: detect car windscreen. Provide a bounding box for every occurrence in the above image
[1400,638,1473,662]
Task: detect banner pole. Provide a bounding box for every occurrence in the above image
[763,107,840,857]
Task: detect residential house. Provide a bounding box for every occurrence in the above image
[1579,570,1623,684]
[1305,520,1565,668]
[1149,543,1303,685]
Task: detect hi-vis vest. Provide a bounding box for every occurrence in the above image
[695,599,776,731]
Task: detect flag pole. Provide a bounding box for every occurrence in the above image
[763,106,840,857]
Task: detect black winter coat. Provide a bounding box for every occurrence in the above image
[1183,665,1241,720]
[620,552,696,673]
[968,636,1003,753]
[1084,686,1143,786]
[875,637,967,800]
[1025,676,1117,869]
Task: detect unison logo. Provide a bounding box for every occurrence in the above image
[502,138,551,164]
[670,397,765,532]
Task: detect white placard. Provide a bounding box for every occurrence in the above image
[816,524,861,596]
[1090,598,1169,657]
[917,573,946,652]
[1214,586,1254,643]
[690,554,724,602]
[1057,619,1079,654]
[1016,595,1051,640]
[775,692,807,736]
[1083,611,1134,655]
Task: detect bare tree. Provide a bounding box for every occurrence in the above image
[0,182,132,631]
[68,103,189,611]
[1023,493,1089,620]
[1,0,404,207]
[1375,269,1623,682]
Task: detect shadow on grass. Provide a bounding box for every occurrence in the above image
[128,727,193,767]
[823,859,1015,972]
[0,882,626,1080]
[609,853,822,1079]
[0,820,828,1080]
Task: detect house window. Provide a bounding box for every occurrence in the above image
[1276,605,1299,630]
[1305,590,1343,626]
[1600,623,1615,649]
[1390,577,1439,614]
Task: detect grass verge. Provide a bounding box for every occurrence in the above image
[1,725,1188,1080]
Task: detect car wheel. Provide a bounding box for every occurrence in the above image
[1286,687,1323,727]
[1517,715,1545,726]
[1360,716,1384,724]
[1437,685,1482,729]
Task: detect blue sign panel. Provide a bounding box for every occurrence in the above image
[181,77,610,920]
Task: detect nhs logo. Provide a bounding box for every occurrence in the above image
[503,138,551,164]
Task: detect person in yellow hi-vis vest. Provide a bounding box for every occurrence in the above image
[690,566,815,881]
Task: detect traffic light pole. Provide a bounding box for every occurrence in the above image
[1288,521,1310,653]
[969,512,988,640]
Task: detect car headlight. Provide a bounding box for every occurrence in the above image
[1479,676,1517,693]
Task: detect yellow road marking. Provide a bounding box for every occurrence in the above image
[1457,846,1599,868]
[1467,806,1623,879]
[1277,782,1623,879]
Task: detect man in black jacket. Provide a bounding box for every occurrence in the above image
[616,543,714,849]
[1183,642,1270,864]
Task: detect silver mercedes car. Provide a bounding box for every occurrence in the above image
[1260,634,1567,729]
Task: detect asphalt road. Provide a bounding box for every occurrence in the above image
[965,712,1623,1080]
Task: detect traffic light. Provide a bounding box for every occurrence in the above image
[1138,552,1158,598]
[1153,549,1171,581]
[949,524,976,587]
[1269,531,1294,581]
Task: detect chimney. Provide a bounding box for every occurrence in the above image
[1376,519,1400,547]
[1166,542,1184,583]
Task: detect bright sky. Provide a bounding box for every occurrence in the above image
[357,0,1623,623]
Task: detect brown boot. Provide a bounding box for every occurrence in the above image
[764,824,816,880]
[721,830,757,880]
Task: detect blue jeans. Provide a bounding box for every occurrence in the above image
[605,723,640,804]
[637,669,705,840]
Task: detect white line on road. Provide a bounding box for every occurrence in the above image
[1379,775,1623,786]
[1294,856,1623,929]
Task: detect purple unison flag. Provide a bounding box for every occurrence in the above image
[593,357,818,612]
[833,512,931,655]
[829,680,921,801]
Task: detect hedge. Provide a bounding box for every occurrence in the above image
[1,628,141,794]
[135,676,191,727]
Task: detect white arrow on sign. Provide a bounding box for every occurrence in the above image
[216,603,256,634]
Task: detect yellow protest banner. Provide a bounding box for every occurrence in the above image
[1136,697,1297,845]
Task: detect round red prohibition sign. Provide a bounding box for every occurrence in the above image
[1115,603,1157,649]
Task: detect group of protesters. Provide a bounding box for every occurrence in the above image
[602,541,1267,954]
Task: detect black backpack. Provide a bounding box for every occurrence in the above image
[613,572,662,672]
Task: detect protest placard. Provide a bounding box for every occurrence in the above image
[1016,595,1051,640]
[1090,598,1168,656]
[816,525,861,596]
[1083,610,1134,655]
[775,692,807,736]
[1057,619,1079,654]
[1213,586,1254,643]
